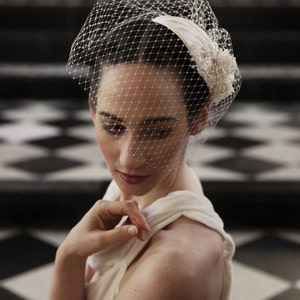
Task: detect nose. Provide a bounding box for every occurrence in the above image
[119,135,147,170]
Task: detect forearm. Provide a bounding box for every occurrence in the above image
[48,200,149,299]
[49,246,87,300]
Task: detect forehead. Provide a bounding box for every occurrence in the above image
[96,63,186,120]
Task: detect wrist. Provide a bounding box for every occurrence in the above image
[56,242,88,267]
[50,243,87,300]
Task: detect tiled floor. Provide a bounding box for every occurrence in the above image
[0,99,299,182]
[0,99,299,299]
[0,229,300,300]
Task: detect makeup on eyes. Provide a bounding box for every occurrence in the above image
[99,111,177,139]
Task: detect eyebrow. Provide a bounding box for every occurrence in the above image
[99,111,178,124]
[99,111,124,123]
[142,117,178,125]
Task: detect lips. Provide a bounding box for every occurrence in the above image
[117,171,149,185]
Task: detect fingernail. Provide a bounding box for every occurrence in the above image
[145,223,151,232]
[141,230,148,241]
[128,225,138,236]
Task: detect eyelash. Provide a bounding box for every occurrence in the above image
[147,128,172,139]
[102,123,125,136]
[102,123,172,140]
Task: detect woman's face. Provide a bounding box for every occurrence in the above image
[91,63,191,198]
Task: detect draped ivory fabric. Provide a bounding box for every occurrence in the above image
[86,172,235,300]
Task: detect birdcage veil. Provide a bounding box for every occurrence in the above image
[66,0,241,172]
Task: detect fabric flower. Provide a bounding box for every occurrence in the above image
[152,15,238,105]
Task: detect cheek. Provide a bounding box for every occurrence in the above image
[95,132,117,166]
[151,135,188,170]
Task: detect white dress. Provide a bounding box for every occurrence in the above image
[86,175,235,300]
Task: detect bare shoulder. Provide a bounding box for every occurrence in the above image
[116,217,224,300]
[151,217,224,269]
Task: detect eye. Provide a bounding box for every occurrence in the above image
[102,122,126,136]
[144,128,173,140]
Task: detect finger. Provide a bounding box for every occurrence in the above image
[96,225,139,249]
[95,200,150,232]
[121,201,150,232]
[124,225,148,242]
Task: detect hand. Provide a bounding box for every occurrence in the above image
[59,200,150,259]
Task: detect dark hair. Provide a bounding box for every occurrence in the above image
[87,18,210,123]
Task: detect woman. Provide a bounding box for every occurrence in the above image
[50,0,241,299]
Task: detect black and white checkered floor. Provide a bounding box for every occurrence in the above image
[0,99,299,181]
[0,99,299,299]
[0,229,300,300]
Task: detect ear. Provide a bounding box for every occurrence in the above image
[188,102,210,136]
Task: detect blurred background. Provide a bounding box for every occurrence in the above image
[0,0,299,299]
